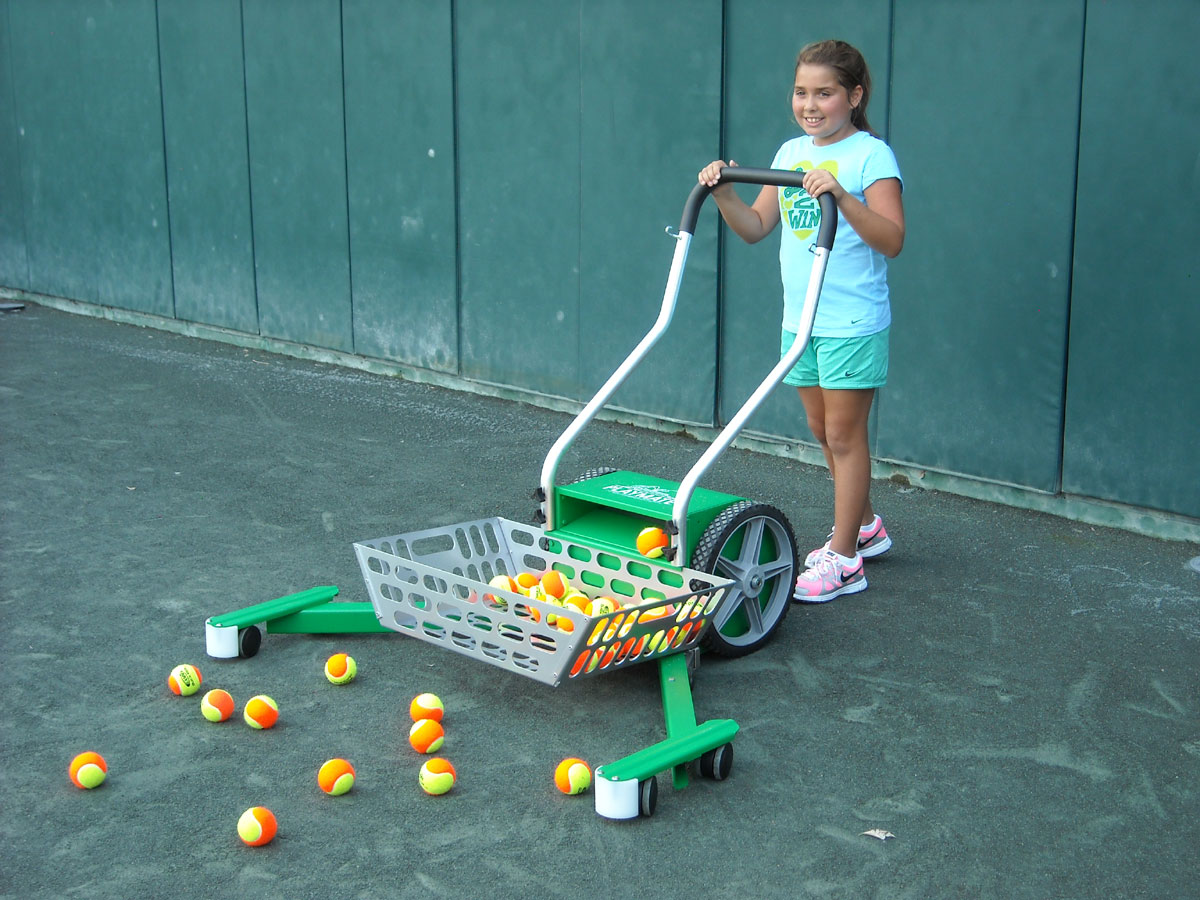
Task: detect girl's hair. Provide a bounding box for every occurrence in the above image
[796,40,875,136]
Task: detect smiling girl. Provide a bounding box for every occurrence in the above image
[699,40,905,603]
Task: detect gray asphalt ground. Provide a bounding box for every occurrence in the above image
[2,304,1198,900]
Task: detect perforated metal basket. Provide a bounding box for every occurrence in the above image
[353,517,734,687]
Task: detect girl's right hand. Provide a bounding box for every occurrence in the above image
[698,159,737,187]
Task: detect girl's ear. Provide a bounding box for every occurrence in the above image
[850,84,864,109]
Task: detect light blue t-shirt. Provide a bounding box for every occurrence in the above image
[771,130,902,337]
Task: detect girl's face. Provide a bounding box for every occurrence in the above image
[792,63,863,146]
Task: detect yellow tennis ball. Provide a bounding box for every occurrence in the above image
[68,751,107,789]
[324,653,357,685]
[318,758,356,796]
[484,575,517,610]
[237,806,277,846]
[167,663,203,696]
[418,757,456,795]
[243,695,279,729]
[201,689,235,723]
[554,757,591,795]
[409,692,444,723]
[409,718,445,754]
[636,527,669,559]
[562,592,589,613]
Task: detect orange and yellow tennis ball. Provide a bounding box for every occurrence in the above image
[68,751,107,789]
[318,758,356,796]
[167,663,203,696]
[243,695,279,729]
[324,652,357,685]
[237,806,277,846]
[409,692,444,722]
[554,757,592,795]
[540,570,573,601]
[636,527,669,559]
[587,596,619,616]
[201,689,235,723]
[418,757,456,795]
[514,572,540,596]
[409,718,445,754]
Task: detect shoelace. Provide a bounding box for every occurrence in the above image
[804,549,842,580]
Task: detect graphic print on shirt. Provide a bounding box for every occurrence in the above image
[780,160,838,241]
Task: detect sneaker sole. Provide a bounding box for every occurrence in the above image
[859,534,892,559]
[792,577,868,604]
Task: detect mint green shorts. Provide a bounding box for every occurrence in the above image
[780,327,889,389]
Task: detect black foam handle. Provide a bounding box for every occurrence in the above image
[680,166,837,250]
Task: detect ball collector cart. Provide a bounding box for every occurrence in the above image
[203,169,837,819]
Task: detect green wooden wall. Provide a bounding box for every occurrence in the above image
[1,0,1196,523]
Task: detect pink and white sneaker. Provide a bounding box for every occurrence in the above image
[805,515,892,567]
[793,549,867,603]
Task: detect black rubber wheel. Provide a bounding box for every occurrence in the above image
[698,742,734,781]
[691,501,797,657]
[638,776,658,818]
[238,625,262,659]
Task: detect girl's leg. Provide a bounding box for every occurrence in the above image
[797,386,877,549]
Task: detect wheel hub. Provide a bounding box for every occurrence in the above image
[744,571,764,598]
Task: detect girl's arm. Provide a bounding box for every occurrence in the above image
[802,169,905,258]
[697,160,782,244]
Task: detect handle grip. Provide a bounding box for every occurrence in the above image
[680,166,837,250]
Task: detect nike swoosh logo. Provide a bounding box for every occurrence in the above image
[840,566,863,583]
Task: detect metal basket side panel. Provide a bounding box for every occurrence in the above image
[354,539,587,687]
[357,517,524,587]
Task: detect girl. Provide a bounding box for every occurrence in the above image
[698,39,904,603]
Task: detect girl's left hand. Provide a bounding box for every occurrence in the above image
[802,168,845,201]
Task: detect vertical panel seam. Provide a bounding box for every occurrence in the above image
[2,0,32,288]
[1058,0,1089,495]
[450,0,463,376]
[576,1,584,392]
[338,0,355,353]
[151,0,177,319]
[238,0,262,334]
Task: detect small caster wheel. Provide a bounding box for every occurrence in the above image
[638,776,658,818]
[698,742,733,781]
[238,625,262,658]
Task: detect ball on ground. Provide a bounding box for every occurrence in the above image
[167,663,203,696]
[410,692,444,722]
[419,757,456,795]
[68,751,107,789]
[554,757,592,795]
[237,806,277,846]
[324,653,357,685]
[636,527,669,559]
[318,758,356,796]
[201,689,235,723]
[243,695,279,729]
[409,718,445,753]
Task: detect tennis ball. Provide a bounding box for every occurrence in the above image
[541,570,572,601]
[515,572,540,596]
[554,757,592,795]
[324,653,357,685]
[562,592,589,613]
[409,718,445,754]
[587,596,618,616]
[237,806,277,846]
[68,751,107,789]
[410,692,444,722]
[201,689,235,723]
[418,757,456,795]
[636,527,669,559]
[318,758,356,796]
[167,663,203,696]
[243,695,279,729]
[483,574,516,610]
